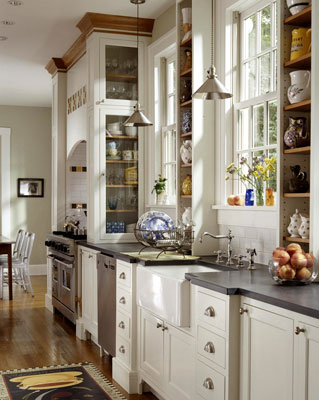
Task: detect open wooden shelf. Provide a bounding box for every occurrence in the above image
[106,73,137,82]
[106,160,137,164]
[180,68,192,77]
[283,146,310,155]
[180,36,192,47]
[284,53,311,69]
[181,131,192,138]
[181,163,192,168]
[284,100,311,112]
[284,236,309,244]
[181,195,192,199]
[283,193,310,198]
[284,6,311,26]
[106,209,137,213]
[106,184,138,188]
[180,100,192,108]
[106,135,138,140]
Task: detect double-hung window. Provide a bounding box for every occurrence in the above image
[234,0,277,194]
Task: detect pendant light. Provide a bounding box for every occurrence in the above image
[124,0,153,127]
[192,0,232,100]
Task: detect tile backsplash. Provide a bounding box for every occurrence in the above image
[218,224,277,265]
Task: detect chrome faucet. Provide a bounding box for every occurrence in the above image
[200,230,234,265]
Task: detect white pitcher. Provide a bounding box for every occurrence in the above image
[287,209,302,238]
[288,70,311,104]
[298,214,310,239]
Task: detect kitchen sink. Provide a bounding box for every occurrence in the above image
[136,264,221,327]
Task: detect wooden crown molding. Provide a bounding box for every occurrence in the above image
[77,12,154,37]
[46,12,154,76]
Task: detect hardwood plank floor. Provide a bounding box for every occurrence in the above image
[0,276,156,400]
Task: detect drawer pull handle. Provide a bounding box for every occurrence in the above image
[157,322,163,329]
[239,307,248,315]
[204,341,215,354]
[119,296,126,304]
[119,272,126,280]
[295,326,306,335]
[203,378,214,390]
[118,321,125,329]
[119,345,125,354]
[204,306,215,317]
[162,326,168,332]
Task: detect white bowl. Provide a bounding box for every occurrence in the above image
[124,126,137,137]
[286,0,310,15]
[107,122,121,130]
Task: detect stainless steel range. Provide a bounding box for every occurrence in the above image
[45,231,86,324]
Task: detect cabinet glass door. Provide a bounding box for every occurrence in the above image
[105,114,139,235]
[105,45,138,102]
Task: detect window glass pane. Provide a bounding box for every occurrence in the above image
[237,152,249,194]
[167,61,176,94]
[273,49,277,91]
[260,6,271,51]
[259,52,271,95]
[170,130,176,162]
[238,108,249,150]
[268,100,277,145]
[244,14,256,59]
[267,148,277,191]
[167,95,176,125]
[253,104,264,148]
[273,2,277,46]
[244,59,256,100]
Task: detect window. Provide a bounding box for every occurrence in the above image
[234,0,277,194]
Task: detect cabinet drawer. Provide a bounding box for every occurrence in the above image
[117,286,132,315]
[117,262,132,290]
[116,310,131,341]
[116,336,131,368]
[197,291,226,332]
[197,326,226,369]
[196,360,225,400]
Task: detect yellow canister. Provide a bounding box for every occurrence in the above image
[290,28,311,61]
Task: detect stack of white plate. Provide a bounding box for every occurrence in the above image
[107,122,123,136]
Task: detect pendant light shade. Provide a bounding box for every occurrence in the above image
[192,66,232,100]
[124,0,153,127]
[124,103,153,127]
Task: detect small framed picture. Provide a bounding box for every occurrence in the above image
[18,179,44,198]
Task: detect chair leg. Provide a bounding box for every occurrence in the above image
[25,265,34,297]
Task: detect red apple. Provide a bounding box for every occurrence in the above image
[275,266,281,277]
[272,248,290,266]
[305,253,314,269]
[291,253,308,270]
[279,264,296,280]
[296,267,312,281]
[234,195,244,206]
[286,243,302,256]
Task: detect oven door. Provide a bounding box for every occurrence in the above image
[52,258,60,301]
[58,258,76,313]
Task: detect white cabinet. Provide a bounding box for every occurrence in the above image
[45,251,53,312]
[78,246,99,340]
[240,302,294,400]
[139,308,195,400]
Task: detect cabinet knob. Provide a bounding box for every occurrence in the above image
[118,321,125,329]
[79,249,83,255]
[119,345,125,354]
[295,326,306,335]
[204,341,215,354]
[239,307,248,315]
[119,296,126,304]
[96,99,105,105]
[162,325,168,332]
[88,255,93,259]
[204,306,215,317]
[119,272,126,280]
[156,322,163,329]
[203,377,214,390]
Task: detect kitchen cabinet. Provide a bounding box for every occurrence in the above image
[139,308,195,400]
[240,302,294,400]
[45,250,53,312]
[78,246,99,340]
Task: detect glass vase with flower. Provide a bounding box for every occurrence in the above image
[225,155,277,207]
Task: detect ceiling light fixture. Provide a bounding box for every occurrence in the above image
[8,0,23,5]
[124,0,153,127]
[192,0,232,100]
[1,20,15,25]
[0,36,8,41]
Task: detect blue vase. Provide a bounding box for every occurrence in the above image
[245,189,254,206]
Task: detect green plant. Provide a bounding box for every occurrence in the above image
[152,174,167,195]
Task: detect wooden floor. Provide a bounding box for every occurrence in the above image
[0,276,156,400]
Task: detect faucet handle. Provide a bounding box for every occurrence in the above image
[246,248,257,256]
[233,254,246,268]
[213,250,226,262]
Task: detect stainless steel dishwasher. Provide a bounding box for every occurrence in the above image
[97,254,116,357]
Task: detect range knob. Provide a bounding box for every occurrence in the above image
[45,240,52,247]
[62,245,69,253]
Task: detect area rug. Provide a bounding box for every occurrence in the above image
[0,363,126,400]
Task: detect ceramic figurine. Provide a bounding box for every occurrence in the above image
[288,70,311,104]
[182,111,192,133]
[180,140,192,164]
[286,0,310,16]
[182,207,192,226]
[287,209,302,237]
[182,175,192,195]
[181,8,192,42]
[183,49,192,71]
[180,80,192,104]
[298,214,310,239]
[284,117,308,149]
[288,165,310,193]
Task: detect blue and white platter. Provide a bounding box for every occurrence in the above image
[137,211,175,232]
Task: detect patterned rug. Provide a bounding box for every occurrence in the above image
[0,363,126,400]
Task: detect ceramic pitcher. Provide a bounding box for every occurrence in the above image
[298,214,310,239]
[290,28,311,60]
[180,140,192,164]
[287,209,302,238]
[287,70,311,104]
[182,207,192,226]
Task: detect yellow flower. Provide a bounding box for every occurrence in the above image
[253,171,259,177]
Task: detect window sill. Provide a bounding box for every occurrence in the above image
[212,205,278,212]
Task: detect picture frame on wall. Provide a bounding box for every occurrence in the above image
[17,178,44,198]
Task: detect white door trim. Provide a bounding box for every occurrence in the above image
[0,128,11,237]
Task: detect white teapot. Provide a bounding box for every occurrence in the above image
[180,140,192,164]
[287,209,302,237]
[298,214,310,239]
[182,207,192,226]
[288,70,311,104]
